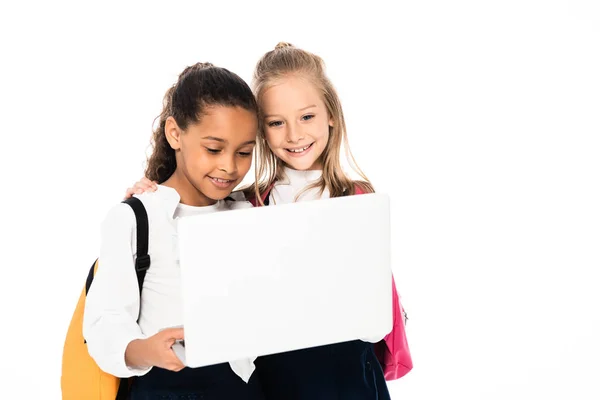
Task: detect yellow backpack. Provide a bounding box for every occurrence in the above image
[61,197,151,400]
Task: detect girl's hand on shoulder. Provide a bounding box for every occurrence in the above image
[125,327,185,372]
[124,177,158,199]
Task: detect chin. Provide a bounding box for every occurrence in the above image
[291,161,320,171]
[196,185,231,202]
[205,189,233,201]
[280,156,317,171]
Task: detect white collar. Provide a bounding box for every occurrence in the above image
[150,185,221,219]
[276,167,323,186]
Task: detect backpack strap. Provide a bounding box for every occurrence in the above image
[122,197,151,295]
[249,184,274,207]
[85,197,150,296]
[262,189,271,206]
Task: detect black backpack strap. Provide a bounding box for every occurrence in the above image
[85,198,151,296]
[121,197,151,295]
[85,260,97,295]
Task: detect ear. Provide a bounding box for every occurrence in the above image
[328,115,334,128]
[165,116,182,150]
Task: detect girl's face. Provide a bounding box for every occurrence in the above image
[261,76,331,171]
[166,105,257,205]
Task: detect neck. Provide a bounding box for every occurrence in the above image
[162,169,216,207]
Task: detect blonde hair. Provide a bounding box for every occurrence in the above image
[244,42,374,204]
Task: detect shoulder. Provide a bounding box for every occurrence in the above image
[100,201,136,236]
[101,189,168,234]
[132,185,181,220]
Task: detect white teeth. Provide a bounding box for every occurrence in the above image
[212,178,231,183]
[288,144,310,153]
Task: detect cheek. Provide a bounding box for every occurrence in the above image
[310,117,330,140]
[184,147,210,170]
[238,157,253,174]
[264,130,280,150]
[316,122,330,143]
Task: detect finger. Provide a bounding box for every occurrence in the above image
[123,188,135,199]
[164,349,186,371]
[134,182,151,190]
[143,177,158,190]
[159,327,185,341]
[141,177,158,190]
[139,182,156,192]
[165,361,185,372]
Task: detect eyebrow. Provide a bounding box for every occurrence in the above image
[202,136,225,142]
[201,136,256,146]
[264,104,317,119]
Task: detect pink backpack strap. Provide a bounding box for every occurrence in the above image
[249,183,275,207]
[374,275,413,380]
[354,184,365,195]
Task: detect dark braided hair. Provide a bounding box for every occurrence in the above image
[145,62,258,183]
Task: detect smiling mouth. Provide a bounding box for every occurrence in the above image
[208,176,236,188]
[285,143,314,153]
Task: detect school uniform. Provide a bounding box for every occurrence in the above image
[83,185,265,400]
[253,168,392,400]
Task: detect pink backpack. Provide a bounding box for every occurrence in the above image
[250,184,413,380]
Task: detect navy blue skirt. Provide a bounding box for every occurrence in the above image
[254,340,391,400]
[129,362,265,400]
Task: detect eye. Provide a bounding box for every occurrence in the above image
[206,148,221,154]
[238,151,252,157]
[301,114,315,121]
[267,120,284,128]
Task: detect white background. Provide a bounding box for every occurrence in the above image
[1,1,599,398]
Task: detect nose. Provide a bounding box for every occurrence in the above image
[286,123,304,143]
[218,154,237,176]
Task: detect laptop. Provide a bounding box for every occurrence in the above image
[176,192,393,368]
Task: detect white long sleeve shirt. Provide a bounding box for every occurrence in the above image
[82,185,255,381]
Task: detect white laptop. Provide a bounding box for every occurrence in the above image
[176,193,393,368]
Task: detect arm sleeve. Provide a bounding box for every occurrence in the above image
[82,202,152,377]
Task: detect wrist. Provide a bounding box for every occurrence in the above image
[125,338,151,369]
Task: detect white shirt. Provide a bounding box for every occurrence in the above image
[268,167,384,344]
[270,167,330,205]
[83,185,255,381]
